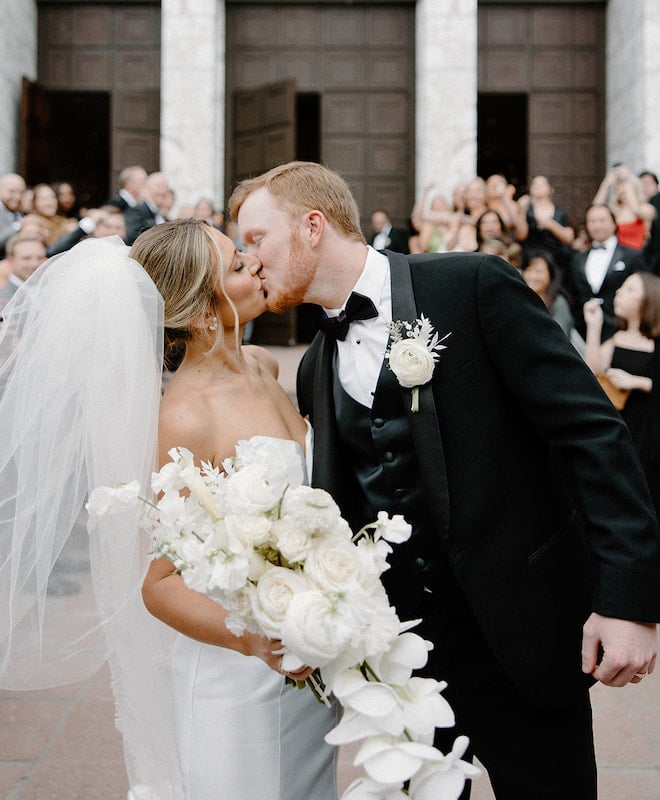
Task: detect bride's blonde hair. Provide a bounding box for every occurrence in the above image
[130,219,240,362]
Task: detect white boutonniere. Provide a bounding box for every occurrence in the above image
[385,314,450,412]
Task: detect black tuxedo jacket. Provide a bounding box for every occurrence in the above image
[124,203,158,246]
[297,250,660,709]
[567,244,645,339]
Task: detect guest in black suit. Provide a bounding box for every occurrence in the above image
[124,172,170,245]
[107,165,148,213]
[0,173,26,259]
[230,162,660,800]
[567,204,646,343]
[369,208,409,254]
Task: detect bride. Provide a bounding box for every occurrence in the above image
[0,220,338,799]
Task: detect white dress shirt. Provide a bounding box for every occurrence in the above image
[585,235,617,292]
[323,247,392,408]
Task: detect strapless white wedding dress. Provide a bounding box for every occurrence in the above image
[170,429,339,800]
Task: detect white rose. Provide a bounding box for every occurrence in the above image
[387,338,435,388]
[250,566,311,639]
[281,589,353,667]
[224,514,272,549]
[271,517,313,564]
[304,538,362,592]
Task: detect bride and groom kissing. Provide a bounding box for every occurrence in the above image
[1,159,658,800]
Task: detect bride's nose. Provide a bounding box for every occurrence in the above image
[248,256,262,275]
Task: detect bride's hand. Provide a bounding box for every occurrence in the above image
[244,632,314,679]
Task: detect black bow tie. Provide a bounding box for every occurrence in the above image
[591,243,607,250]
[319,292,378,341]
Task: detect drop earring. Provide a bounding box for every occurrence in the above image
[208,316,218,331]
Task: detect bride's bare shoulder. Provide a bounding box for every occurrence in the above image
[244,344,279,379]
[157,383,213,464]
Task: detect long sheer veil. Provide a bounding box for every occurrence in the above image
[0,236,183,799]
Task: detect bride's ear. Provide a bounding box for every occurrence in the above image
[191,310,219,333]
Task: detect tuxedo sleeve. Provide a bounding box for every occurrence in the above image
[474,256,660,621]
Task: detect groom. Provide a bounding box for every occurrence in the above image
[229,162,660,799]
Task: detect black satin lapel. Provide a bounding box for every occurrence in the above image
[385,252,451,534]
[310,334,340,492]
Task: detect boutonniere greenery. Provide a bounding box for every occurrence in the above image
[385,315,450,412]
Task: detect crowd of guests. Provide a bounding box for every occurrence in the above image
[365,165,660,514]
[3,162,660,508]
[0,167,234,310]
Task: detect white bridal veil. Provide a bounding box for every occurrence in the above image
[0,237,182,798]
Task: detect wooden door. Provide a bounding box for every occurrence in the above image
[234,80,296,181]
[478,3,605,223]
[233,80,298,346]
[20,78,51,188]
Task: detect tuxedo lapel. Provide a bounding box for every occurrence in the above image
[384,252,450,534]
[308,333,344,495]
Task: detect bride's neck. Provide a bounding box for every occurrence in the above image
[181,333,244,376]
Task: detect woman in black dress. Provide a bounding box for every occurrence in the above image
[583,271,660,513]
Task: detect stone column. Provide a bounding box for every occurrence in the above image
[160,0,226,211]
[606,0,660,173]
[415,0,478,202]
[0,0,37,173]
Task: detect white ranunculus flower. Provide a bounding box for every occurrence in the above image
[280,485,351,537]
[227,437,305,489]
[251,566,311,639]
[387,338,436,388]
[86,481,141,517]
[224,461,287,516]
[281,589,353,667]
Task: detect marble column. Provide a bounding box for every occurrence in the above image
[415,0,478,202]
[606,0,660,173]
[0,0,37,174]
[160,0,226,212]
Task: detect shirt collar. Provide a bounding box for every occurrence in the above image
[324,246,390,318]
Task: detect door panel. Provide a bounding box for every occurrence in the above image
[226,3,415,233]
[37,3,161,193]
[479,3,605,222]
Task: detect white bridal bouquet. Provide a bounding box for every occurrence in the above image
[88,437,478,799]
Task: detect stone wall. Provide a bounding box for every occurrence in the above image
[415,0,478,201]
[606,0,660,174]
[0,0,37,174]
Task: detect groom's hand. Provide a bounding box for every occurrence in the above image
[581,612,657,686]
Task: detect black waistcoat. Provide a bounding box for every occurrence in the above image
[332,359,447,618]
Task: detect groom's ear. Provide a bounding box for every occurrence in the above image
[305,210,325,248]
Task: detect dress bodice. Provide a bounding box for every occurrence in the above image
[236,420,313,487]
